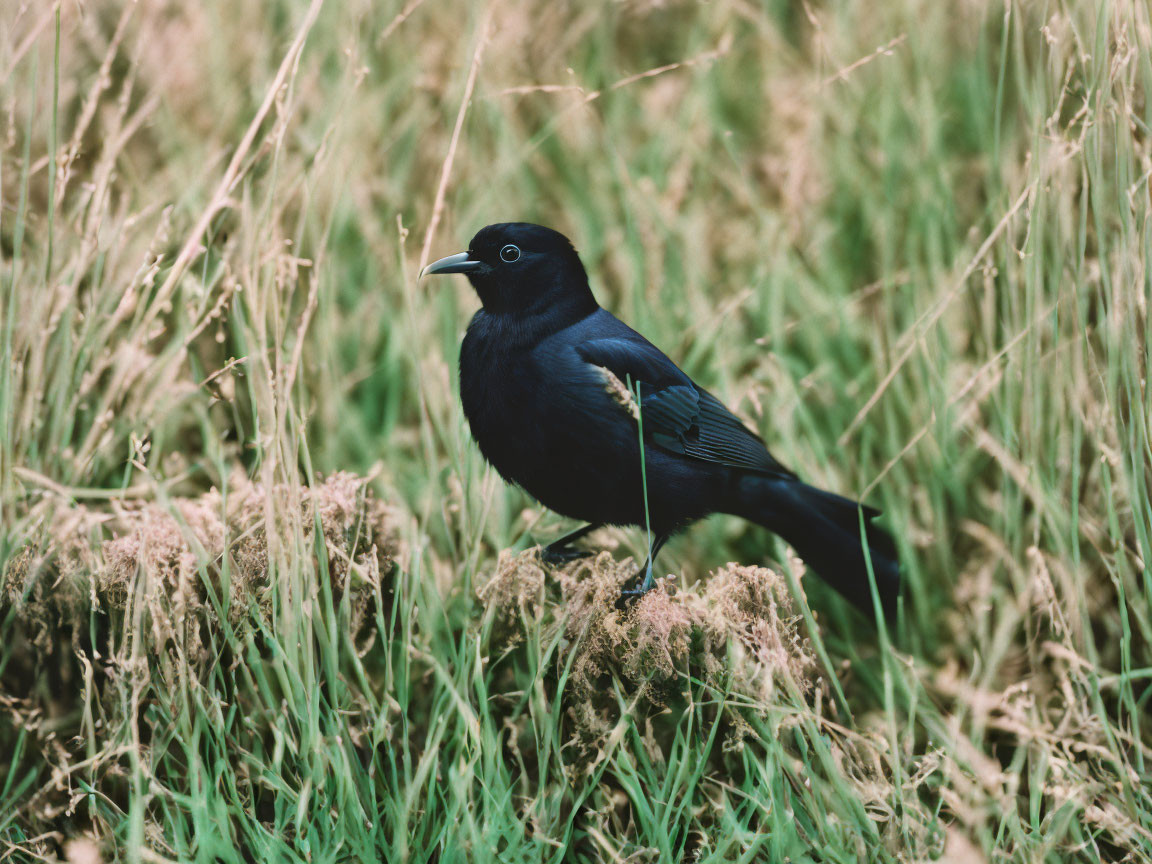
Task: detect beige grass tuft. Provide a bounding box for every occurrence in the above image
[4,472,399,659]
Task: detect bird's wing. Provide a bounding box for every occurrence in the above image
[576,335,795,478]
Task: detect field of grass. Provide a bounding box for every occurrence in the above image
[2,0,1150,860]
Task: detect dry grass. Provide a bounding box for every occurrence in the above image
[1,0,1150,860]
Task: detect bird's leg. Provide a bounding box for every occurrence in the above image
[541,522,603,565]
[618,534,669,602]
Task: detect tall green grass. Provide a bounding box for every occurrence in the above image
[1,0,1150,860]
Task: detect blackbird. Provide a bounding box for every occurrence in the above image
[422,222,899,614]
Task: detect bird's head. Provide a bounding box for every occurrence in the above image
[421,222,597,318]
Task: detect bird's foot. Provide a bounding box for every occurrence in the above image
[614,566,657,609]
[539,523,602,565]
[540,542,593,566]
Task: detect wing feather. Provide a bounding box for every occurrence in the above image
[578,337,794,478]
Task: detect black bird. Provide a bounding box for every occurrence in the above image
[422,223,900,614]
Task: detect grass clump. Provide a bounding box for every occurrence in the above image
[6,472,396,652]
[478,551,945,859]
[3,472,399,859]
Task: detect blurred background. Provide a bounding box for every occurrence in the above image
[2,0,1150,860]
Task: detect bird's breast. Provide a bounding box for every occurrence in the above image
[459,318,543,467]
[458,316,643,521]
[459,328,569,468]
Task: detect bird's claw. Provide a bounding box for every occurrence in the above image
[614,567,657,609]
[541,544,593,566]
[614,585,650,610]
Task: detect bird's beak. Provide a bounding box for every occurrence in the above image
[420,251,480,278]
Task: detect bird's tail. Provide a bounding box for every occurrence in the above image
[738,476,901,618]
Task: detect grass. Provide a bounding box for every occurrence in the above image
[1,0,1150,860]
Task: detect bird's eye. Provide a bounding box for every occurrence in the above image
[499,244,521,263]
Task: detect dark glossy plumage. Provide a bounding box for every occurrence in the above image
[423,222,900,614]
